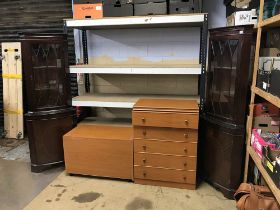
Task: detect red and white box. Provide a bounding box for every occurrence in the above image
[251,129,279,158]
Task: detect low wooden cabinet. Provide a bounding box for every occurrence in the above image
[132,99,199,189]
[63,124,133,180]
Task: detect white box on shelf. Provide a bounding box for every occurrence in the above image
[227,9,258,26]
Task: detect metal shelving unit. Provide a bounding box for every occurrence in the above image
[69,65,202,75]
[72,94,199,108]
[65,14,206,29]
[64,13,208,111]
[243,0,280,204]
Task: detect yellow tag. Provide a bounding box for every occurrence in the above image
[2,73,22,79]
[4,109,23,115]
[267,161,274,172]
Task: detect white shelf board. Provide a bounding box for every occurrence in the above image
[79,117,132,127]
[65,14,206,29]
[69,66,202,75]
[72,94,200,108]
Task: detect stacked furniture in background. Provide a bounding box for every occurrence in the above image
[21,34,75,172]
[133,99,199,189]
[200,26,254,199]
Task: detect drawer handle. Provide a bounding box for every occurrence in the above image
[184,162,187,167]
[183,177,187,181]
[142,118,146,123]
[143,172,147,177]
[142,145,147,151]
[184,134,188,138]
[184,148,188,153]
[142,159,147,164]
[143,130,147,136]
[185,120,189,125]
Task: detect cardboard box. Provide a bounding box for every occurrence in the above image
[253,116,280,133]
[103,3,133,17]
[227,13,235,26]
[134,0,165,3]
[257,56,280,93]
[260,48,280,57]
[73,3,103,19]
[226,10,257,26]
[169,0,201,14]
[104,0,132,4]
[254,103,280,117]
[231,0,251,8]
[259,57,280,72]
[267,29,280,48]
[134,1,167,16]
[73,0,102,3]
[224,0,259,17]
[262,146,280,189]
[235,10,257,25]
[270,70,280,98]
[256,70,270,92]
[251,129,280,158]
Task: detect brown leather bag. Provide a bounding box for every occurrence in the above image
[234,183,279,210]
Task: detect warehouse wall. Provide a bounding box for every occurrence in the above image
[203,0,227,28]
[0,0,77,134]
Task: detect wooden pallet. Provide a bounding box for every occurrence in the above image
[1,42,23,139]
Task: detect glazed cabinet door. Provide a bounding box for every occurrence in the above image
[22,34,70,112]
[205,27,253,125]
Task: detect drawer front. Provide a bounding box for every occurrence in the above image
[134,153,197,170]
[133,111,198,129]
[134,139,197,156]
[134,166,196,184]
[134,127,198,142]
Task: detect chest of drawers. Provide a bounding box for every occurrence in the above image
[132,99,199,189]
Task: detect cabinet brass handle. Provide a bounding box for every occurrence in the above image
[143,130,147,136]
[183,177,187,181]
[184,148,187,153]
[185,120,189,125]
[142,118,146,123]
[184,162,187,167]
[143,172,146,177]
[142,159,146,163]
[142,145,147,151]
[184,134,188,138]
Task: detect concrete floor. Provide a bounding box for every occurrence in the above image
[24,172,236,210]
[0,139,30,162]
[0,158,63,210]
[0,139,236,210]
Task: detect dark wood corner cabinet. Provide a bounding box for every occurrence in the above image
[21,34,75,173]
[200,26,254,199]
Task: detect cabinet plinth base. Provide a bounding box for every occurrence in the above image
[134,179,196,190]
